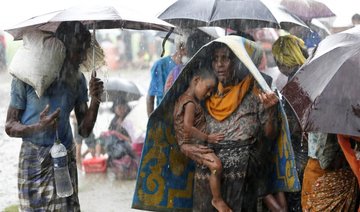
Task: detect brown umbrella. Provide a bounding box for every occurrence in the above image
[281,0,335,21]
[281,26,360,136]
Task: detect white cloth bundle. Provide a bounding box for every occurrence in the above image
[9,29,66,97]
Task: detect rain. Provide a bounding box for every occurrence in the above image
[0,0,359,211]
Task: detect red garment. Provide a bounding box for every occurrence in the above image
[337,134,360,186]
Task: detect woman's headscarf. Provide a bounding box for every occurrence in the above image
[272,35,306,68]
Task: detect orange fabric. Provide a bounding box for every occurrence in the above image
[337,134,360,186]
[301,158,326,209]
[301,158,358,211]
[206,75,258,121]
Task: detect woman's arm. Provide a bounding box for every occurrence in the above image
[259,92,279,140]
[5,105,60,137]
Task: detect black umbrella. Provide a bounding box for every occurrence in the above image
[158,0,307,31]
[6,4,175,41]
[102,77,142,103]
[281,26,360,136]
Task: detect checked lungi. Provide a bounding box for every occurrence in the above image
[18,141,80,211]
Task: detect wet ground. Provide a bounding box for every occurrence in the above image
[0,69,150,212]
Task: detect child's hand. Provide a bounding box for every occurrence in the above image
[207,133,224,143]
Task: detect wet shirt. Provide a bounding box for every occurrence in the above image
[308,132,339,169]
[148,56,176,106]
[173,94,206,146]
[10,75,88,148]
[205,90,268,142]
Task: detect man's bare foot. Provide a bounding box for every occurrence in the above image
[212,198,232,212]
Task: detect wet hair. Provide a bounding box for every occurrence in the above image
[193,67,217,82]
[210,42,237,61]
[55,21,91,50]
[111,96,129,113]
[174,34,187,51]
[352,13,360,24]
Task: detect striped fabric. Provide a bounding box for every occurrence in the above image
[18,141,80,211]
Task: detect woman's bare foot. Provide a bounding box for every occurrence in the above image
[212,198,232,212]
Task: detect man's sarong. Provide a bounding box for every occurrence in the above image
[18,141,80,211]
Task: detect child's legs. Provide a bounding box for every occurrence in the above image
[202,153,223,200]
[263,192,287,212]
[275,192,287,209]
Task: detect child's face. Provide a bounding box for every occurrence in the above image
[195,77,216,101]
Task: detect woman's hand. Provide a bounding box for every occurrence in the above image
[259,91,279,109]
[180,143,214,165]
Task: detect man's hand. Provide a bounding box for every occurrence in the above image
[89,72,104,103]
[38,104,60,131]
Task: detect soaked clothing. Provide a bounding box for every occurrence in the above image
[307,132,339,168]
[173,94,206,146]
[164,64,183,93]
[283,101,308,212]
[301,159,357,211]
[18,142,80,211]
[148,55,176,106]
[193,83,276,211]
[10,75,88,148]
[10,74,88,211]
[301,134,358,211]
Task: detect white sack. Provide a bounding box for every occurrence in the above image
[9,29,66,97]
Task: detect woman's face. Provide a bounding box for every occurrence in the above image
[114,104,128,118]
[212,47,234,84]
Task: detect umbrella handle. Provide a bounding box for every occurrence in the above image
[160,27,174,57]
[92,22,96,77]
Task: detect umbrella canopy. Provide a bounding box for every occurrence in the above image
[281,0,335,21]
[6,4,175,40]
[102,77,142,103]
[158,0,307,31]
[281,26,360,136]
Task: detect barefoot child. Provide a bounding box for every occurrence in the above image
[173,67,232,212]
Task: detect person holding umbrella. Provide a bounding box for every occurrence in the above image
[5,21,104,211]
[272,35,359,211]
[146,34,188,116]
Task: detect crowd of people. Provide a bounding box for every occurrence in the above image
[137,15,360,212]
[3,10,360,212]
